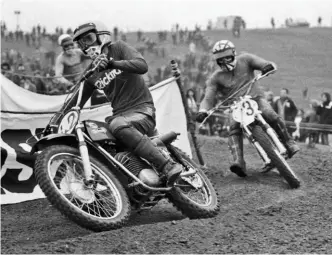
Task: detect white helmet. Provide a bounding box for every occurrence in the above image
[212,40,237,71]
[58,34,73,46]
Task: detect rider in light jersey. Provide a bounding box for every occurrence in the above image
[196,40,299,177]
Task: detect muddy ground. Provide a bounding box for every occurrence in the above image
[1,136,332,254]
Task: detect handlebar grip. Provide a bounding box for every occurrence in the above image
[82,70,94,80]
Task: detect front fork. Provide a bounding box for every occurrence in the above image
[243,125,271,165]
[255,114,287,155]
[243,113,287,165]
[75,122,95,186]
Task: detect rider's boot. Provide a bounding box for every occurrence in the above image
[274,117,300,158]
[114,126,182,185]
[228,134,247,177]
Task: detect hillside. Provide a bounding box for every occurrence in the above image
[2,27,332,107]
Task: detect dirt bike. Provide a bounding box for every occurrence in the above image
[200,72,301,189]
[30,60,219,232]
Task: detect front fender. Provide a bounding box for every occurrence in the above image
[30,133,77,155]
[30,133,128,187]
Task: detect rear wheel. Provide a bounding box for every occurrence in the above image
[34,145,131,231]
[251,125,301,189]
[167,146,220,219]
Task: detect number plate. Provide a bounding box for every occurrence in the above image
[232,98,259,126]
[58,110,79,134]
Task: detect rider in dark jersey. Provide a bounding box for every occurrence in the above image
[196,40,299,177]
[53,22,182,185]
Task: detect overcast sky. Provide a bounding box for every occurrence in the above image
[1,0,331,32]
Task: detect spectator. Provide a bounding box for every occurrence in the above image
[55,34,91,89]
[37,24,41,35]
[11,63,26,85]
[303,100,320,146]
[113,26,118,41]
[154,68,163,84]
[264,90,275,107]
[19,77,37,92]
[172,31,177,45]
[186,89,198,119]
[121,32,127,42]
[32,70,47,94]
[316,92,332,145]
[318,17,322,26]
[179,29,185,43]
[207,20,213,30]
[271,17,275,29]
[66,28,73,35]
[1,62,12,80]
[137,30,143,42]
[232,17,242,38]
[292,109,305,141]
[273,88,298,121]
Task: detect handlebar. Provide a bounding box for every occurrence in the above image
[81,57,104,81]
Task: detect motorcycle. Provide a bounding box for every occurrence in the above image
[200,72,301,189]
[30,60,219,232]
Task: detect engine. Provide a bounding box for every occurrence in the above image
[114,151,160,187]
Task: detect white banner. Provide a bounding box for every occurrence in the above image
[0,75,191,205]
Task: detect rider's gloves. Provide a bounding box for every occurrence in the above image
[196,111,209,123]
[94,54,115,71]
[261,63,276,75]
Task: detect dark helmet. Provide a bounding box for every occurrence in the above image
[73,22,111,58]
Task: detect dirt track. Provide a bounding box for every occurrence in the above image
[1,136,332,254]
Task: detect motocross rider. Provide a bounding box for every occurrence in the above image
[51,22,183,185]
[196,40,300,177]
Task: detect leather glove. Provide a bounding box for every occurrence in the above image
[94,55,114,71]
[196,111,208,123]
[261,63,276,75]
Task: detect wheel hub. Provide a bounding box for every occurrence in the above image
[69,181,95,203]
[182,174,204,189]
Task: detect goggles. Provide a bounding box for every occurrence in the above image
[216,56,234,65]
[76,32,97,51]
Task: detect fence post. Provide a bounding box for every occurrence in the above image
[170,60,205,165]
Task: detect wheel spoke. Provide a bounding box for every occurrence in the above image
[47,153,123,220]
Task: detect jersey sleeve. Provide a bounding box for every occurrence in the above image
[245,53,277,71]
[199,74,218,111]
[111,41,148,74]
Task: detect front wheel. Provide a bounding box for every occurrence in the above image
[167,146,220,219]
[251,125,301,189]
[34,145,131,231]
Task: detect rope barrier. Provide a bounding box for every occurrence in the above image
[1,69,83,79]
[200,111,332,133]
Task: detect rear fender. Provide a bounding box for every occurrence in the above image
[31,133,128,186]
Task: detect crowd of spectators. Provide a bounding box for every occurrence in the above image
[1,21,78,95]
[1,20,331,145]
